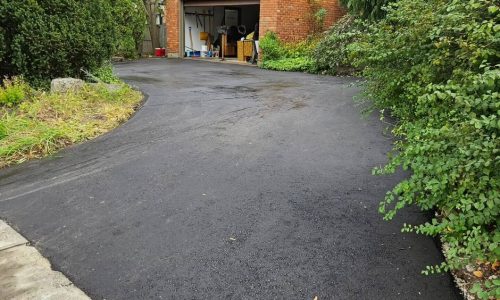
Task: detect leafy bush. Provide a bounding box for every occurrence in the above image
[112,0,146,58]
[351,0,499,297]
[339,0,393,20]
[0,78,29,107]
[313,15,364,75]
[259,32,284,61]
[0,0,115,87]
[259,32,317,72]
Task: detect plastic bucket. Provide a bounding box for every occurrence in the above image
[155,48,164,57]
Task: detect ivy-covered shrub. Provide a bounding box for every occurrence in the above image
[259,32,316,72]
[351,0,499,297]
[112,0,146,59]
[0,0,115,87]
[313,15,363,75]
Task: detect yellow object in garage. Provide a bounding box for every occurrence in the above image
[237,40,254,61]
[200,32,209,41]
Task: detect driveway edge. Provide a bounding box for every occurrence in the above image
[0,220,90,299]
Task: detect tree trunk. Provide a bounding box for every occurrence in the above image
[143,0,161,49]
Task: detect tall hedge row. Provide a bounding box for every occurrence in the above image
[0,0,115,87]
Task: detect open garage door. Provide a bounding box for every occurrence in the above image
[184,0,259,6]
[183,0,260,61]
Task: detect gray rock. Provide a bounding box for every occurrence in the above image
[50,78,85,93]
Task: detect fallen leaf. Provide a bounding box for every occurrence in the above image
[492,261,500,270]
[473,270,483,278]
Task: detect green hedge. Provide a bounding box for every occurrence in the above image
[351,0,499,297]
[0,0,115,87]
[112,0,146,59]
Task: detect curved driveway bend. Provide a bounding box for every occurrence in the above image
[0,60,459,299]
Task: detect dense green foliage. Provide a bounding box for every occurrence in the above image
[0,0,115,87]
[0,0,134,87]
[260,18,363,75]
[350,0,499,297]
[313,15,363,75]
[259,32,316,72]
[112,0,146,58]
[339,0,392,20]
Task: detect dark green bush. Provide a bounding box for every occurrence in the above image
[351,0,499,297]
[0,0,115,87]
[313,15,363,75]
[112,0,146,59]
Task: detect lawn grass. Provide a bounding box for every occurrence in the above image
[0,83,142,168]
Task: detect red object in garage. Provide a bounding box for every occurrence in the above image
[155,48,166,57]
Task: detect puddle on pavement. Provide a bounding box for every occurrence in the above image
[210,85,258,93]
[120,75,163,83]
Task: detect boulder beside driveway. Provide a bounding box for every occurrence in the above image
[50,78,85,93]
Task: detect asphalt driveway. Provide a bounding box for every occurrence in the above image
[0,59,459,299]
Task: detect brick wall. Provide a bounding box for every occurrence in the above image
[271,0,345,42]
[166,0,180,57]
[166,0,345,56]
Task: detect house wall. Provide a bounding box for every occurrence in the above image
[166,0,181,57]
[260,0,345,42]
[165,0,345,57]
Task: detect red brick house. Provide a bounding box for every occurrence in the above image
[165,0,344,58]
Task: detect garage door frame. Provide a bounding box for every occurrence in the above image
[184,0,259,6]
[179,0,260,57]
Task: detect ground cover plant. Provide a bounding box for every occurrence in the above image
[0,78,142,168]
[349,0,499,297]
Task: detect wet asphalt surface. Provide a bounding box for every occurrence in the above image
[0,59,459,299]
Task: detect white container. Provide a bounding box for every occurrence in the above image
[201,45,208,57]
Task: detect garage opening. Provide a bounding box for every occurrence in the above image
[183,1,260,64]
